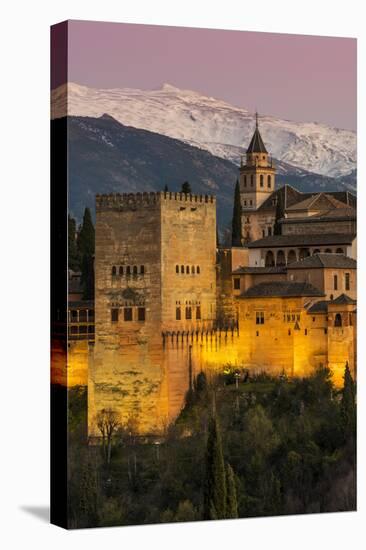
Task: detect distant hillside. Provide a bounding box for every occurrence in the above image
[58,115,353,230]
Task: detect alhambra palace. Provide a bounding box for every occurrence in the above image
[53,118,357,435]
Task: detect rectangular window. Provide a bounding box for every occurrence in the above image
[334,274,338,290]
[176,307,181,320]
[124,307,133,321]
[196,306,201,320]
[70,310,78,322]
[137,307,145,321]
[111,308,119,323]
[345,273,350,291]
[185,306,192,320]
[256,311,264,325]
[233,278,240,290]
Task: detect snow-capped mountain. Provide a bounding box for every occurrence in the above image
[52,82,356,178]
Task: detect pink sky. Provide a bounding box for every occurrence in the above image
[54,20,356,130]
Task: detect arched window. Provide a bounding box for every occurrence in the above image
[192,266,195,274]
[267,175,271,188]
[243,175,247,187]
[176,265,179,274]
[119,266,124,275]
[140,265,145,275]
[334,313,342,327]
[265,250,275,267]
[336,248,344,254]
[325,248,332,253]
[276,250,286,266]
[250,175,254,187]
[333,274,338,290]
[299,248,310,260]
[112,266,117,276]
[260,175,264,187]
[126,266,131,275]
[287,250,297,264]
[181,265,184,274]
[313,249,320,255]
[197,266,200,274]
[133,265,138,275]
[186,266,190,274]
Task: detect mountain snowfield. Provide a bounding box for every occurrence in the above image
[51,82,356,178]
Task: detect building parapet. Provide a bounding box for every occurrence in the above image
[96,191,216,211]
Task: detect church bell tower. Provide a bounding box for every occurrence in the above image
[239,113,275,212]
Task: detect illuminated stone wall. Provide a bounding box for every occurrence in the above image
[89,192,217,436]
[236,295,356,385]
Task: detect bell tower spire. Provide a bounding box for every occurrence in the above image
[238,113,276,242]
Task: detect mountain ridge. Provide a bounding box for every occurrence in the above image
[51,82,356,179]
[61,114,353,231]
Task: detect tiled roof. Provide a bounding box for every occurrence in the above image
[257,188,357,214]
[281,207,356,224]
[257,184,304,212]
[331,294,357,305]
[239,281,324,298]
[247,233,356,249]
[232,266,287,275]
[286,193,348,212]
[307,300,329,314]
[287,253,356,269]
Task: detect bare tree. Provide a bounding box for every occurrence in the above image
[96,408,121,465]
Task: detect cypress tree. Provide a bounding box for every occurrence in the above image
[68,215,80,270]
[340,362,356,437]
[78,208,95,300]
[231,179,242,246]
[203,416,226,520]
[78,208,95,258]
[225,463,238,519]
[181,181,192,194]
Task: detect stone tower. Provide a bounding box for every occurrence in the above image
[239,114,276,241]
[89,191,217,435]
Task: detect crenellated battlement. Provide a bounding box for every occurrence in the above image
[96,191,216,211]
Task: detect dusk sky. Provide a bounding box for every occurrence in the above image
[59,20,356,131]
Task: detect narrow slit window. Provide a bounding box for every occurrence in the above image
[111,308,119,323]
[124,308,133,322]
[137,307,145,322]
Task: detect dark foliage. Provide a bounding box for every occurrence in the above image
[65,364,356,528]
[231,179,242,246]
